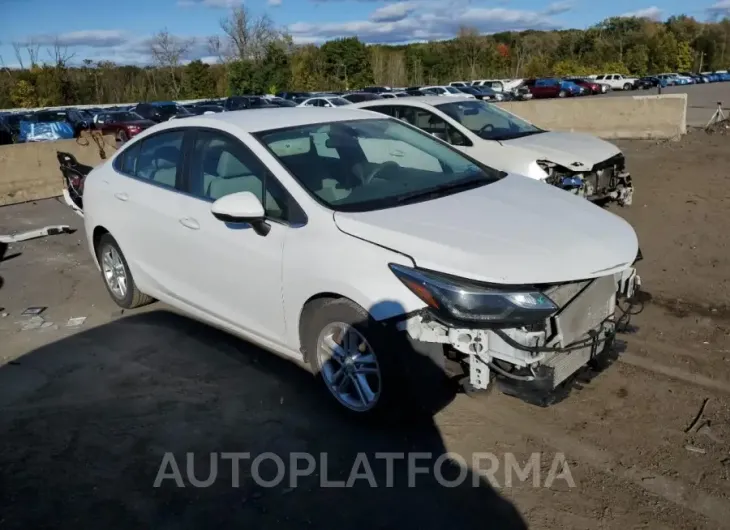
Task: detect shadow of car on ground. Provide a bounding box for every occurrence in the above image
[0,307,528,529]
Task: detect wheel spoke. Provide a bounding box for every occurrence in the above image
[323,335,346,362]
[354,367,379,375]
[349,374,368,405]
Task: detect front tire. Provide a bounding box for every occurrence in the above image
[302,298,403,419]
[96,234,153,309]
[623,83,632,91]
[558,90,567,98]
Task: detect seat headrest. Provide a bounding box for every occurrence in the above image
[217,151,250,178]
[154,146,179,170]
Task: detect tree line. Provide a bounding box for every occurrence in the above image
[2,6,729,109]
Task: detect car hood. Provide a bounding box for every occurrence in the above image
[503,131,621,171]
[333,174,638,285]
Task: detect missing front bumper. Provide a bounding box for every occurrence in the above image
[400,268,640,405]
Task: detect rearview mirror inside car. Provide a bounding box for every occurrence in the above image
[211,192,270,236]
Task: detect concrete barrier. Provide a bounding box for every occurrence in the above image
[0,133,116,206]
[497,94,687,139]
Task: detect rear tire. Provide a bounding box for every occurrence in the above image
[623,83,632,91]
[117,130,129,143]
[96,234,154,309]
[558,90,567,98]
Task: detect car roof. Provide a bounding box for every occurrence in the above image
[352,95,474,109]
[148,107,381,133]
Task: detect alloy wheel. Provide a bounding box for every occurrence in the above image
[101,246,127,299]
[316,322,382,412]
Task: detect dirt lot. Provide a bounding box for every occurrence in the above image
[1,130,730,529]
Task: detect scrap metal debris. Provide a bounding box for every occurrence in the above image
[684,397,710,433]
[66,317,87,328]
[21,306,47,317]
[684,445,707,455]
[19,316,45,331]
[0,225,74,245]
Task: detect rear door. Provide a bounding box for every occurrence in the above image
[106,129,190,296]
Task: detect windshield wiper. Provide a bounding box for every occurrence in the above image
[395,175,500,205]
[487,130,545,141]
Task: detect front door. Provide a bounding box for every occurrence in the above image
[172,129,293,344]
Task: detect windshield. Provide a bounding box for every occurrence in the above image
[330,97,351,106]
[436,100,543,141]
[113,112,144,122]
[34,112,69,122]
[255,118,503,212]
[155,104,189,118]
[444,86,461,94]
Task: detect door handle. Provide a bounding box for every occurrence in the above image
[114,192,129,201]
[179,218,200,230]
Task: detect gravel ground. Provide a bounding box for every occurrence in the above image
[1,130,730,529]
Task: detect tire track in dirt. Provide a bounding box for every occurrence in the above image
[457,396,730,528]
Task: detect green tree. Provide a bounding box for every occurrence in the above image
[10,79,39,108]
[320,37,372,90]
[624,45,649,75]
[227,60,255,95]
[675,41,693,71]
[183,60,215,99]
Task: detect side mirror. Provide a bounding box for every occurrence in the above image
[211,192,270,236]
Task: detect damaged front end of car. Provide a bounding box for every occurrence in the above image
[390,262,642,407]
[538,154,633,207]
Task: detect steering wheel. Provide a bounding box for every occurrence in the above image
[362,161,399,185]
[478,123,495,135]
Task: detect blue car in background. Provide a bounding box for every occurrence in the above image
[559,80,584,96]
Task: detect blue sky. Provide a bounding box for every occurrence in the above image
[0,0,727,67]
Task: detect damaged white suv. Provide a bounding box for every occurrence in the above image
[81,108,641,417]
[354,97,634,207]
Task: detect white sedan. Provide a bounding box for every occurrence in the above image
[297,96,351,107]
[422,85,475,98]
[353,97,633,206]
[81,108,641,417]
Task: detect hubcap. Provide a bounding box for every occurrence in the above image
[316,322,381,412]
[101,246,127,299]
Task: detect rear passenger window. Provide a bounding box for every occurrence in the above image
[135,131,184,188]
[120,142,140,175]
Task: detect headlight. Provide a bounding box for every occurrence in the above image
[389,264,557,325]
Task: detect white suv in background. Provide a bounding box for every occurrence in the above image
[590,74,636,91]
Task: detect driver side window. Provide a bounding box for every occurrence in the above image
[398,107,469,147]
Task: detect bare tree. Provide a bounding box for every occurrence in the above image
[207,35,227,64]
[47,36,76,66]
[12,42,25,70]
[456,26,486,79]
[149,29,193,97]
[220,5,279,62]
[25,39,40,67]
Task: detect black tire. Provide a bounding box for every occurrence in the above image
[558,90,567,98]
[623,83,632,91]
[301,298,409,420]
[117,130,129,143]
[96,233,154,309]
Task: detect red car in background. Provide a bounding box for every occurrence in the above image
[95,111,155,143]
[564,77,603,94]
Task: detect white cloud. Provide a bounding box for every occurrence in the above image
[289,2,562,44]
[370,2,417,22]
[707,0,730,18]
[619,6,662,20]
[13,30,214,66]
[178,0,241,8]
[542,1,572,16]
